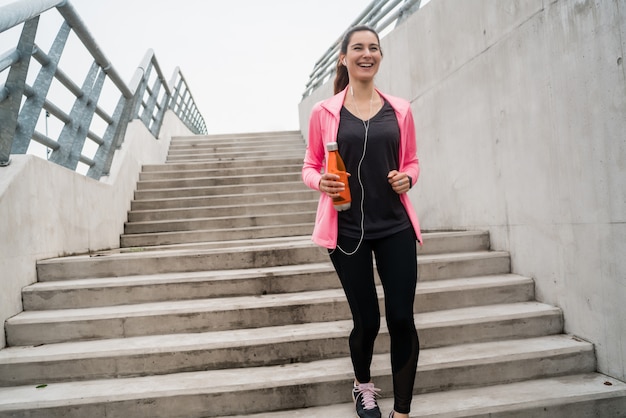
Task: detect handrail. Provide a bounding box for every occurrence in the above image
[301,0,423,99]
[168,67,207,135]
[0,0,207,178]
[0,0,65,33]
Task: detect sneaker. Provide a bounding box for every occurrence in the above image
[352,382,381,418]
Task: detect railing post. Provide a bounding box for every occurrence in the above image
[88,94,130,179]
[48,61,103,170]
[133,64,152,122]
[169,76,184,114]
[141,67,162,135]
[12,20,71,154]
[152,87,170,138]
[0,17,39,166]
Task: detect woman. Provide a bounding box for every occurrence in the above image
[302,25,422,418]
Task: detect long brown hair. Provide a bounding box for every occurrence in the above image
[333,25,382,94]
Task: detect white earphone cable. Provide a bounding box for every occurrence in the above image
[332,85,374,256]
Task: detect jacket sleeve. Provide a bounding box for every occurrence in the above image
[401,108,420,187]
[302,103,325,191]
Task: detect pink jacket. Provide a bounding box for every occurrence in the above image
[302,87,423,248]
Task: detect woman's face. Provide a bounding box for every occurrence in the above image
[341,30,382,83]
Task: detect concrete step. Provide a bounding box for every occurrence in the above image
[135,172,303,190]
[36,236,509,280]
[133,180,309,200]
[169,134,303,143]
[120,222,314,247]
[170,130,302,144]
[7,274,532,345]
[127,199,319,222]
[123,210,316,234]
[114,229,488,256]
[138,164,304,181]
[165,148,304,162]
[168,140,306,156]
[0,302,562,386]
[119,227,490,250]
[130,190,318,211]
[140,156,306,173]
[226,374,626,418]
[123,230,490,251]
[418,230,490,254]
[167,142,305,156]
[24,262,339,309]
[117,235,317,253]
[37,238,319,280]
[0,335,596,417]
[25,251,524,308]
[169,133,303,146]
[167,146,304,158]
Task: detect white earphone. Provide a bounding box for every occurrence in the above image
[342,59,347,66]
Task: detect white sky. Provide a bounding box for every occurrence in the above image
[1,0,375,134]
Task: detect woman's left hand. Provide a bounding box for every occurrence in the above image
[388,170,410,194]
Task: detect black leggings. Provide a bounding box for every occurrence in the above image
[329,227,419,414]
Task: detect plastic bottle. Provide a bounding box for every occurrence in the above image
[326,141,351,211]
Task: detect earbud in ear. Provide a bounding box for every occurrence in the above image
[342,59,347,66]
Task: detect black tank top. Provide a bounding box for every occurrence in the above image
[336,100,410,239]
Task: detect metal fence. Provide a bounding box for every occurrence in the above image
[0,0,207,179]
[302,0,423,98]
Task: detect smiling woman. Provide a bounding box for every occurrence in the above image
[302,25,422,418]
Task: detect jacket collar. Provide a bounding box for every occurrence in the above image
[320,87,408,117]
[320,87,348,116]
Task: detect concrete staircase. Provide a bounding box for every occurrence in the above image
[1,131,625,417]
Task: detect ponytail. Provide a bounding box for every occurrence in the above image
[334,60,349,95]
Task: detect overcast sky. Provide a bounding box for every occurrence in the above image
[2,0,378,134]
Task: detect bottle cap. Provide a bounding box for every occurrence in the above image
[326,142,338,151]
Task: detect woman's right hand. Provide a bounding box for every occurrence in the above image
[319,173,348,198]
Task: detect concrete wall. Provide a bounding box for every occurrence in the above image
[0,110,192,348]
[299,0,626,381]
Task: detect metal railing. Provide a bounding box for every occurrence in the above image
[302,0,423,98]
[0,0,207,179]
